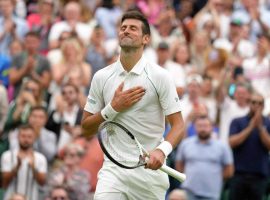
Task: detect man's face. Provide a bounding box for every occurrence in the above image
[18,129,35,150]
[0,0,13,17]
[119,19,149,50]
[249,94,264,113]
[28,110,47,129]
[195,118,212,140]
[62,85,78,105]
[25,36,40,53]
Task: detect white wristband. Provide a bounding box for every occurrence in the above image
[156,141,173,157]
[101,103,119,121]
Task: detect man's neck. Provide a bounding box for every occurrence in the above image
[120,49,143,72]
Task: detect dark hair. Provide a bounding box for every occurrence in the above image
[19,124,35,132]
[62,83,79,94]
[49,185,69,198]
[121,10,151,36]
[30,106,47,115]
[25,31,40,39]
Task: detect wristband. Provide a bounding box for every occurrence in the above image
[101,103,119,121]
[156,141,173,157]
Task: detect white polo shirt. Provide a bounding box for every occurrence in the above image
[84,55,181,151]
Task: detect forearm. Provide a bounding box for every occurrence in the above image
[258,126,270,150]
[32,168,46,185]
[81,111,105,138]
[9,66,29,85]
[165,113,185,148]
[229,124,253,148]
[2,166,20,188]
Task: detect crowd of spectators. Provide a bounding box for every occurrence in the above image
[0,0,270,199]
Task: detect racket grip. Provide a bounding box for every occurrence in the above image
[160,165,186,182]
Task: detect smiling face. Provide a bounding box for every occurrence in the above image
[118,19,150,51]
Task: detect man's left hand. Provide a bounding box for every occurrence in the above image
[145,149,166,170]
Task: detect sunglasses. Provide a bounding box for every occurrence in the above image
[250,100,264,106]
[52,196,68,200]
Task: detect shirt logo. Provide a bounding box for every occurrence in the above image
[89,98,96,104]
[175,97,179,102]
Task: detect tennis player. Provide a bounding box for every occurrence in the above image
[81,10,185,200]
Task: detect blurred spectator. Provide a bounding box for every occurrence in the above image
[0,54,11,88]
[50,38,91,97]
[9,40,24,59]
[4,78,46,132]
[233,0,270,43]
[49,1,92,49]
[46,83,83,152]
[8,106,57,163]
[229,93,270,200]
[217,82,251,142]
[85,24,107,77]
[1,124,47,200]
[47,185,70,200]
[47,143,90,200]
[168,188,187,200]
[180,74,216,123]
[175,115,234,200]
[155,41,184,95]
[137,0,166,25]
[0,84,8,134]
[9,31,51,98]
[190,30,212,73]
[8,193,26,200]
[80,136,103,193]
[151,6,186,48]
[27,0,58,55]
[242,34,270,99]
[46,30,72,65]
[0,0,29,56]
[94,0,122,39]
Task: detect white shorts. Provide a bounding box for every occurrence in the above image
[94,161,169,200]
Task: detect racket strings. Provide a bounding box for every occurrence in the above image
[101,124,144,167]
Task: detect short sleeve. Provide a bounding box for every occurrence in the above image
[221,142,233,166]
[35,153,47,173]
[158,71,181,115]
[84,73,105,114]
[1,151,13,172]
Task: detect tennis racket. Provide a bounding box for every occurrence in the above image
[97,121,186,182]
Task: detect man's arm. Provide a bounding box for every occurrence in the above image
[81,111,105,138]
[1,165,20,188]
[81,83,146,138]
[175,160,185,173]
[258,125,270,150]
[146,112,185,170]
[223,164,234,179]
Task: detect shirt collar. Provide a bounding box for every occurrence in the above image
[195,135,213,145]
[115,55,147,76]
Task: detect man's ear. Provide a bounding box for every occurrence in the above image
[142,34,150,46]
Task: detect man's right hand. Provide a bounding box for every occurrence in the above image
[111,82,146,112]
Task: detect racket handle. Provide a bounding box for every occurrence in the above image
[160,165,186,182]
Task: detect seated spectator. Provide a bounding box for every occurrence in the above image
[4,78,46,132]
[8,106,57,163]
[1,124,47,200]
[46,143,90,200]
[0,0,29,56]
[9,31,51,98]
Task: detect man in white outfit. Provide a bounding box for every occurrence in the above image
[81,11,185,200]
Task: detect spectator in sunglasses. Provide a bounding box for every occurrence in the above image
[228,93,270,200]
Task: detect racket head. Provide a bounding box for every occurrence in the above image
[98,121,147,169]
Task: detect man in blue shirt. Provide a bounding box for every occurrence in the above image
[175,115,234,200]
[229,93,270,200]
